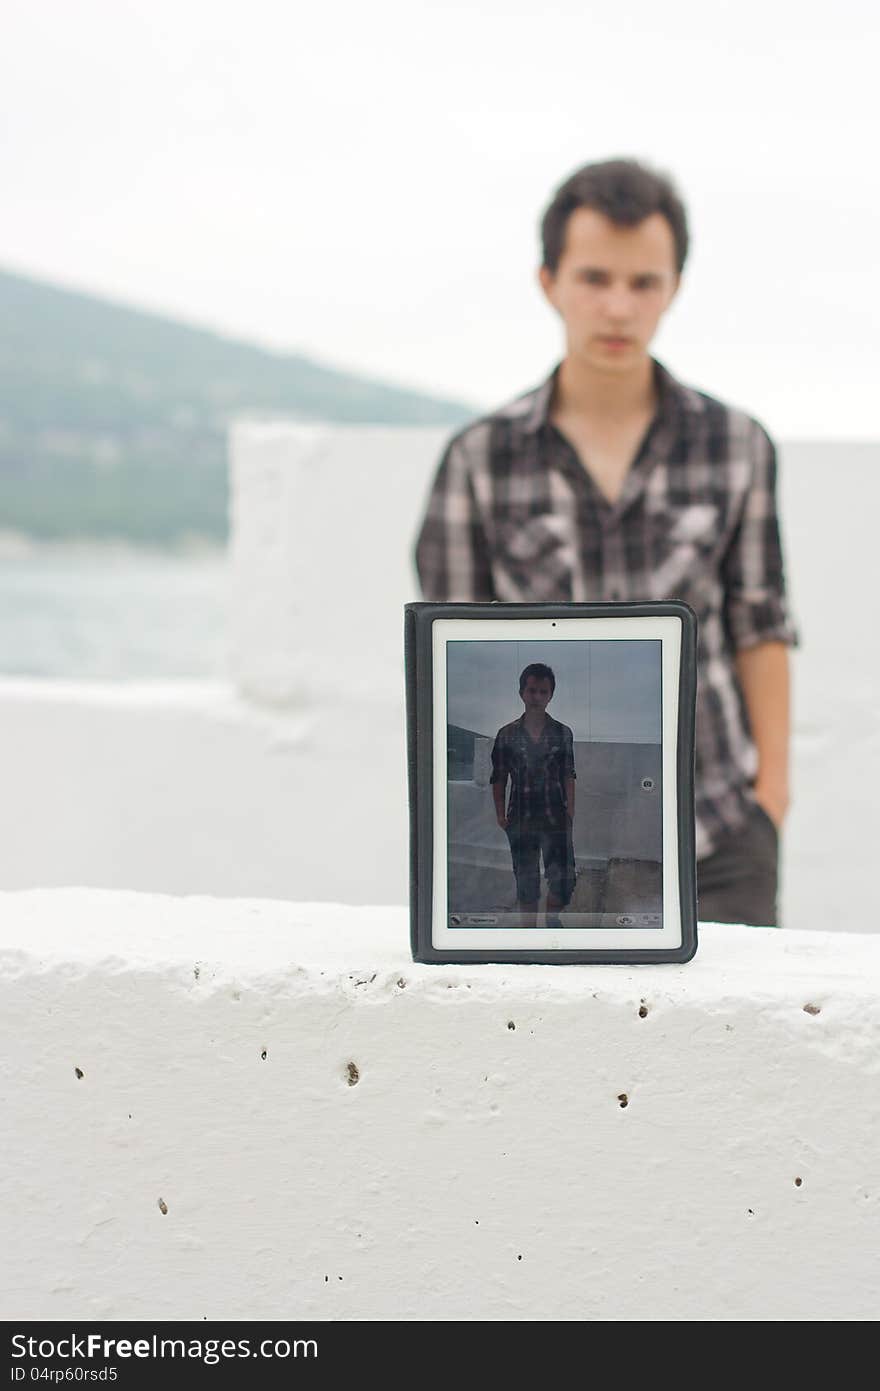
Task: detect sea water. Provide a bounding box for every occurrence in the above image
[0,539,228,679]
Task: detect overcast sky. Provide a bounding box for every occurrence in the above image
[447,639,661,743]
[3,0,878,435]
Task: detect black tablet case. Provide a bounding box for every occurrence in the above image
[405,601,698,965]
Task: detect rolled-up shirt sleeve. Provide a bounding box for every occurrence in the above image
[721,422,800,651]
[414,433,495,601]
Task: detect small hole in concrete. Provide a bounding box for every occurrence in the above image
[638,1005,648,1018]
[618,1093,628,1108]
[74,1067,84,1079]
[260,1050,267,1061]
[794,1177,803,1187]
[507,1021,516,1031]
[803,1003,821,1015]
[517,1254,523,1261]
[346,1062,360,1086]
[397,978,407,989]
[747,1208,755,1216]
[157,1198,168,1215]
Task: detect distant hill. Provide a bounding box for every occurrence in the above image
[0,268,475,543]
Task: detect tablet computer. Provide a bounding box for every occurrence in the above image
[405,601,698,964]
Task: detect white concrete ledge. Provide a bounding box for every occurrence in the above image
[4,889,880,1321]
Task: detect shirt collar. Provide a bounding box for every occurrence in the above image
[516,712,557,730]
[520,355,685,436]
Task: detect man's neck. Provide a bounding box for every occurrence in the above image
[553,351,658,425]
[522,711,548,728]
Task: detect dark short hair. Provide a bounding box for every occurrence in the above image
[519,663,556,696]
[540,157,689,275]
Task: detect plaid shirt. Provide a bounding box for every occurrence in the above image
[490,713,576,828]
[415,356,800,859]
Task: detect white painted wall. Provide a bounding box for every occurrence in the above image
[0,430,877,930]
[0,678,406,905]
[775,443,879,932]
[2,888,879,1322]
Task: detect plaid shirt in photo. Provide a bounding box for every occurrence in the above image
[415,357,800,859]
[490,713,577,829]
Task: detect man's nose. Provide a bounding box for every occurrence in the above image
[603,284,635,320]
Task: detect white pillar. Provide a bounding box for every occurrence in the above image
[229,423,448,707]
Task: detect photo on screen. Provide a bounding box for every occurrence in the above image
[446,639,662,929]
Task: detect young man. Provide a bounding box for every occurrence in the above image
[415,158,799,927]
[490,663,577,928]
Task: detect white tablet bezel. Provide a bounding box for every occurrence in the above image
[431,614,683,951]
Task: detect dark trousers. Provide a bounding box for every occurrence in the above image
[697,800,780,927]
[505,819,577,907]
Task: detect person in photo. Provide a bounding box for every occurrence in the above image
[490,663,577,928]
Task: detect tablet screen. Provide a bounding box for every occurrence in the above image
[431,615,684,951]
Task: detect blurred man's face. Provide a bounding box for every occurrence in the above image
[521,676,553,712]
[538,208,680,371]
